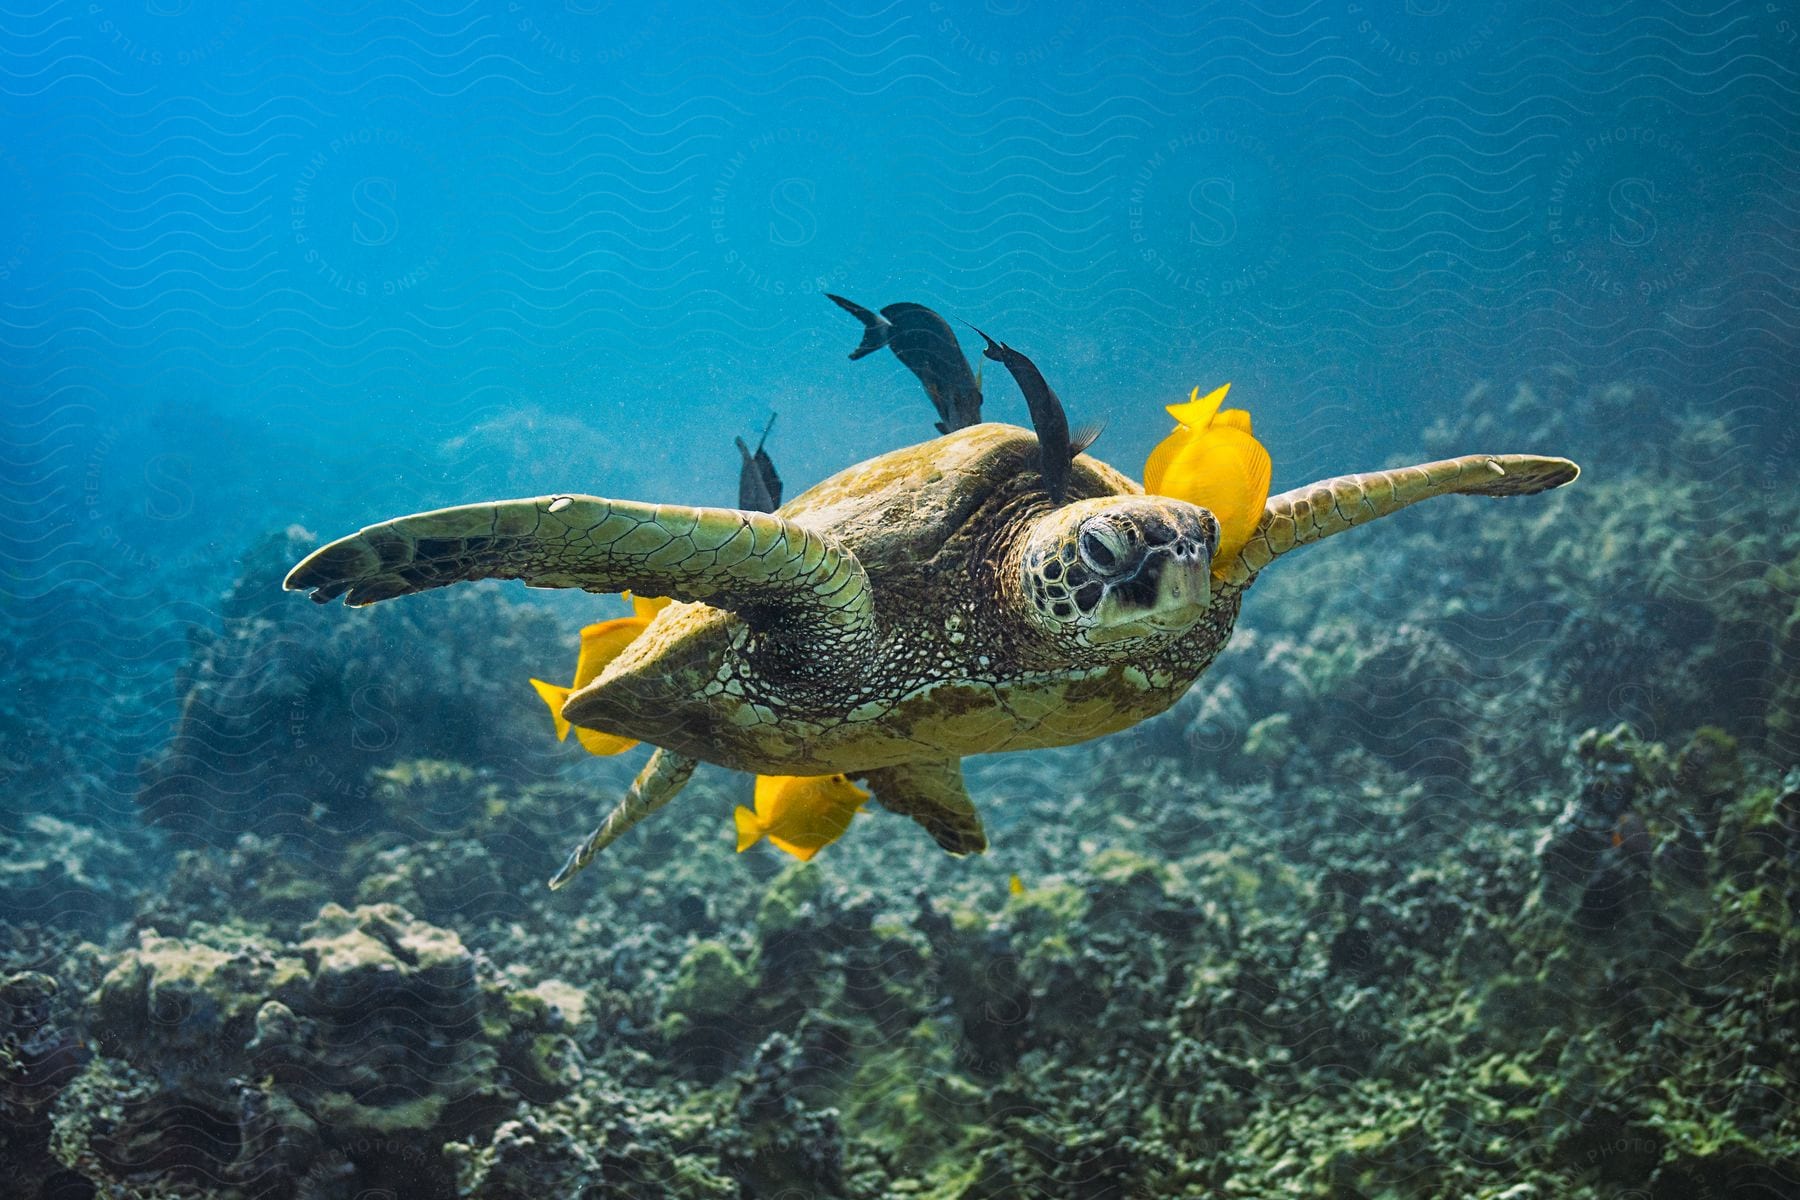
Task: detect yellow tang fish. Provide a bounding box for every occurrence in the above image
[734,773,871,862]
[1142,382,1271,578]
[528,593,669,756]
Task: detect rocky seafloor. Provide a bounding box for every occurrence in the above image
[3,379,1797,1199]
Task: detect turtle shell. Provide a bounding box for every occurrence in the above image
[563,423,1184,775]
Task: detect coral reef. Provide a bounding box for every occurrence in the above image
[9,375,1800,1198]
[2,969,91,1200]
[1,815,149,936]
[135,529,570,851]
[48,903,582,1200]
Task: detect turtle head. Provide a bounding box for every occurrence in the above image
[1017,496,1219,646]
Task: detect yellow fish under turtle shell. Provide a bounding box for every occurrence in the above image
[1142,382,1271,578]
[734,773,872,862]
[529,593,669,756]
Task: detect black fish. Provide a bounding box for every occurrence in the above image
[964,325,1098,506]
[735,414,781,513]
[827,294,983,434]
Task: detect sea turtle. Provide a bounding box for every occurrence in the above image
[285,425,1578,888]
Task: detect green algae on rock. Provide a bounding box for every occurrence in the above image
[16,376,1800,1199]
[135,530,566,852]
[50,904,585,1200]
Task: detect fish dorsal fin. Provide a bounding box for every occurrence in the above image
[627,592,671,622]
[1166,382,1231,429]
[735,413,782,512]
[574,617,649,689]
[752,410,777,454]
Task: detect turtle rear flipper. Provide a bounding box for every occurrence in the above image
[548,747,697,890]
[862,759,987,855]
[284,495,873,648]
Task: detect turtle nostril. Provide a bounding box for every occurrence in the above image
[1186,513,1218,559]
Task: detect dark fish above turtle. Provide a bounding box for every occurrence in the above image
[828,294,983,434]
[964,324,1099,507]
[735,413,782,513]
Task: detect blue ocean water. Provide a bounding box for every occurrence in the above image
[8,3,1793,757]
[3,4,1799,1196]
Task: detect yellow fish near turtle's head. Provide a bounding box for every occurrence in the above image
[1142,383,1272,580]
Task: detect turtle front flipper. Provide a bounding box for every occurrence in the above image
[548,746,698,890]
[861,759,987,855]
[1224,452,1579,586]
[284,495,873,647]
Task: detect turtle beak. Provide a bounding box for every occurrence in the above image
[1138,549,1211,632]
[1087,545,1212,643]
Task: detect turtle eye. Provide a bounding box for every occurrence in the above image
[1078,519,1130,576]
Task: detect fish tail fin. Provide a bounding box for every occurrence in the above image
[827,293,890,360]
[956,318,1005,361]
[734,805,763,852]
[529,678,573,741]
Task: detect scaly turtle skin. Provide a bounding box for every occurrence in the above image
[285,423,1578,887]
